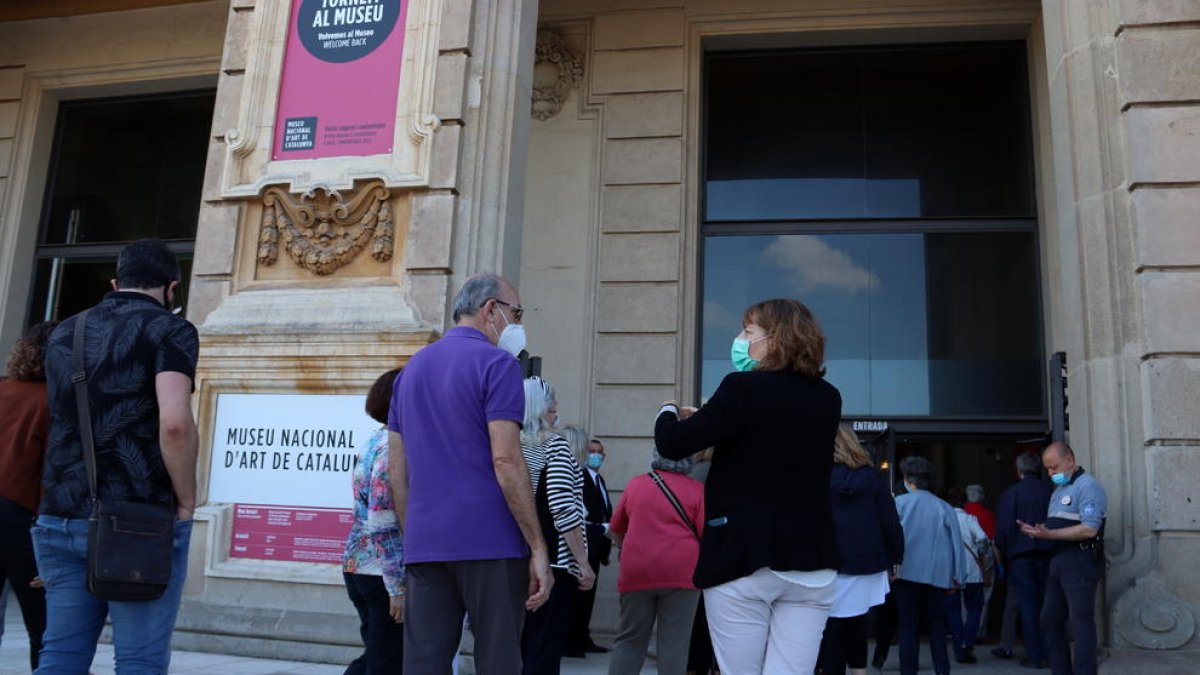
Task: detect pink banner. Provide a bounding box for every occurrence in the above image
[272,0,409,160]
[230,504,353,564]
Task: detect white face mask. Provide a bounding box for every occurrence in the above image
[497,323,526,357]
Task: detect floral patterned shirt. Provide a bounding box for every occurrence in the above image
[342,427,405,595]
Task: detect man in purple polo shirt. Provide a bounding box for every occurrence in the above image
[389,273,553,675]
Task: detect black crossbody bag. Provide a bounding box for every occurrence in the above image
[73,309,176,601]
[648,470,700,540]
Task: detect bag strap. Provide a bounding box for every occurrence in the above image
[71,309,98,501]
[648,471,699,540]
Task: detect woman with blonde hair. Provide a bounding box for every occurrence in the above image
[818,425,904,675]
[654,298,842,673]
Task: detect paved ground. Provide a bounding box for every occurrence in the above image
[0,602,1045,674]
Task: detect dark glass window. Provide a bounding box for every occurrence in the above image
[701,233,1042,416]
[31,90,214,321]
[700,43,1043,423]
[705,44,1034,221]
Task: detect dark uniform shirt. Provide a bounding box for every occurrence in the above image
[40,291,199,518]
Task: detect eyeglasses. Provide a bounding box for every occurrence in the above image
[489,298,524,322]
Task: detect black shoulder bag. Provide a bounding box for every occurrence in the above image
[648,471,700,540]
[74,309,176,601]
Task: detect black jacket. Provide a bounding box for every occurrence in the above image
[829,464,904,575]
[655,370,842,588]
[582,468,613,565]
[995,474,1055,562]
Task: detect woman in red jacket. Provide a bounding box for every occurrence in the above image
[0,321,56,671]
[607,448,705,675]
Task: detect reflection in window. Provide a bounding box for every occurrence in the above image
[701,234,1042,417]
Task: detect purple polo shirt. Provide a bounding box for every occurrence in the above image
[389,326,528,563]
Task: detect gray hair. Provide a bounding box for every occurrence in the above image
[1015,451,1042,477]
[452,273,504,322]
[521,376,556,446]
[651,447,693,475]
[966,484,985,503]
[560,425,589,465]
[900,455,935,491]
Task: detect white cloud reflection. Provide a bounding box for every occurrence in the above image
[761,235,877,294]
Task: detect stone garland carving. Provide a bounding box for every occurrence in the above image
[532,27,583,121]
[1113,574,1196,650]
[257,182,393,276]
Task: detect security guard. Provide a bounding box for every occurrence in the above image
[1018,442,1106,675]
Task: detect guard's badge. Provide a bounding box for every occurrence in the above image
[1061,495,1072,506]
[1082,503,1097,516]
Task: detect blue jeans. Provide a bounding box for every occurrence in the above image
[31,514,192,675]
[1009,554,1049,662]
[944,583,984,658]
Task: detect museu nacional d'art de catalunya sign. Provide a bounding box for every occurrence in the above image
[273,0,409,160]
[208,394,380,564]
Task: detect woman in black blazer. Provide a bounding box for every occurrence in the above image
[655,298,842,675]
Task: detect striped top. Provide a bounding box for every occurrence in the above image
[522,433,586,577]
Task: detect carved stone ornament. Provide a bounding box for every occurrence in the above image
[257,181,394,276]
[532,27,583,121]
[1113,574,1196,650]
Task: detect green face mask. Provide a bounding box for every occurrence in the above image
[730,337,763,372]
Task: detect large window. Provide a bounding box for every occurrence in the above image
[30,90,215,322]
[700,43,1043,421]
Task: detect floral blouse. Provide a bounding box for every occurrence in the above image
[342,427,405,595]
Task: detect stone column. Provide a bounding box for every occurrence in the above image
[1038,0,1199,663]
[178,0,540,660]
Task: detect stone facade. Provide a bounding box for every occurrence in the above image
[0,0,1195,668]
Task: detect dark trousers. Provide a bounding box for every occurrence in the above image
[343,573,404,674]
[0,498,45,672]
[871,590,898,666]
[566,558,602,652]
[1011,554,1050,662]
[521,567,578,675]
[404,558,528,675]
[945,583,985,658]
[819,613,869,675]
[687,594,716,673]
[1043,550,1100,675]
[894,579,950,675]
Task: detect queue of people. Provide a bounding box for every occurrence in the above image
[0,242,1112,675]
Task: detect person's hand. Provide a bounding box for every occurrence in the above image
[29,577,44,589]
[679,406,699,420]
[1017,519,1048,539]
[526,550,554,611]
[577,562,596,592]
[177,506,195,521]
[389,594,405,623]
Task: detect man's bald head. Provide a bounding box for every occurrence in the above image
[1043,442,1076,478]
[1044,442,1073,462]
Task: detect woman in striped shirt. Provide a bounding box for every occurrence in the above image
[519,376,594,675]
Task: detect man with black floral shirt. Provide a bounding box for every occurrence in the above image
[33,239,199,674]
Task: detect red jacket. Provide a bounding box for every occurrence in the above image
[965,502,996,539]
[611,471,705,592]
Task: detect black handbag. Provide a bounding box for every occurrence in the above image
[72,309,176,602]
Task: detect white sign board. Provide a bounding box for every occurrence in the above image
[207,393,379,509]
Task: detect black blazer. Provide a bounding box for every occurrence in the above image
[582,468,613,565]
[655,370,842,589]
